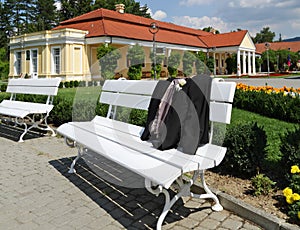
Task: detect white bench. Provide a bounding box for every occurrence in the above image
[0,78,61,142]
[57,78,236,230]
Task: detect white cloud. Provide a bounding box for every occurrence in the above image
[172,15,229,33]
[152,10,168,21]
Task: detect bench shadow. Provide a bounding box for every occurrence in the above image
[0,122,47,142]
[49,151,210,229]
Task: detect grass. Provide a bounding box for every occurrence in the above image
[230,108,299,163]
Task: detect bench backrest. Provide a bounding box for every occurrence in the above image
[101,78,236,125]
[6,78,61,96]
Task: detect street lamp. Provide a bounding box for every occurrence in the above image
[149,22,159,80]
[265,42,270,77]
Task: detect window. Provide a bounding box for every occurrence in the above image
[52,47,60,74]
[15,51,22,75]
[31,49,38,73]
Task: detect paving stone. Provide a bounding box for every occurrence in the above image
[0,136,281,230]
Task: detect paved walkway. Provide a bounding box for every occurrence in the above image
[0,127,263,230]
[225,77,300,88]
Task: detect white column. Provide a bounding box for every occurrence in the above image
[237,49,241,76]
[242,51,246,75]
[252,51,256,75]
[247,51,251,75]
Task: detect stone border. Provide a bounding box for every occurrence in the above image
[192,179,300,230]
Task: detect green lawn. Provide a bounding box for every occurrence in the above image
[230,108,299,163]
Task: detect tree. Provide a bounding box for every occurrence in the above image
[150,51,164,79]
[182,51,196,77]
[34,0,58,31]
[0,2,12,50]
[127,44,145,80]
[0,47,9,80]
[253,27,275,44]
[167,51,181,77]
[97,44,121,80]
[59,0,93,22]
[202,26,220,34]
[194,51,210,74]
[92,0,151,18]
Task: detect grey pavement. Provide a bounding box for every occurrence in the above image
[225,77,300,88]
[0,125,297,230]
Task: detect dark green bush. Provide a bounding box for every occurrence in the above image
[280,128,300,176]
[233,89,300,123]
[59,82,64,88]
[69,81,74,88]
[74,80,79,88]
[50,97,73,126]
[64,81,70,88]
[1,84,7,92]
[219,122,267,177]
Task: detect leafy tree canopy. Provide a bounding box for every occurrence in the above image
[253,27,276,44]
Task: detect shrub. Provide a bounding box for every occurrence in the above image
[280,128,300,177]
[69,81,74,88]
[233,88,300,123]
[50,97,73,126]
[219,122,267,177]
[1,84,7,92]
[64,81,70,88]
[251,173,276,196]
[74,80,79,88]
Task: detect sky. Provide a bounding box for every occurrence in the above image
[138,0,300,40]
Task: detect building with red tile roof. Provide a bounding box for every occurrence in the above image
[256,41,300,54]
[9,6,256,80]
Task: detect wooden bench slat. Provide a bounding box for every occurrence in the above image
[57,123,183,188]
[90,116,227,169]
[100,92,151,110]
[102,80,157,95]
[1,100,53,115]
[6,78,61,96]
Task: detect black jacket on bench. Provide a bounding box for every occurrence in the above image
[141,74,212,155]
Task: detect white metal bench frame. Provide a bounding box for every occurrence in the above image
[0,78,61,142]
[57,78,236,230]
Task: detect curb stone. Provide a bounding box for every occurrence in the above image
[191,179,300,230]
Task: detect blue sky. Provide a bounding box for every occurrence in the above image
[138,0,300,40]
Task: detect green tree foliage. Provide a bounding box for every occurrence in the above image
[194,51,210,74]
[92,0,151,18]
[167,51,181,77]
[260,49,300,72]
[225,54,237,74]
[127,44,145,80]
[58,0,93,22]
[202,26,220,34]
[182,51,196,77]
[0,2,12,49]
[253,27,276,44]
[35,0,58,31]
[150,51,164,79]
[0,47,9,80]
[97,44,121,80]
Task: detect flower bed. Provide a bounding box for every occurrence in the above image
[234,83,300,123]
[283,165,300,224]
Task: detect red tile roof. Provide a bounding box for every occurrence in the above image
[255,41,300,54]
[53,8,248,49]
[200,30,248,48]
